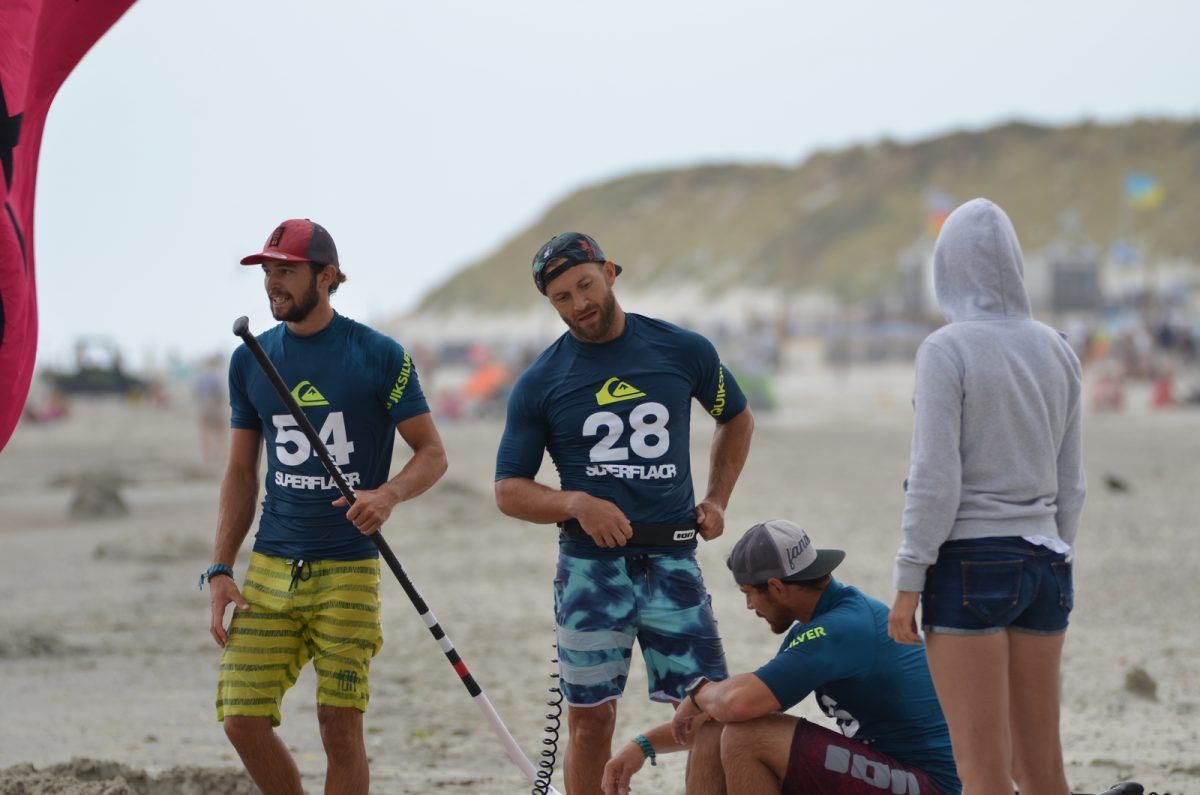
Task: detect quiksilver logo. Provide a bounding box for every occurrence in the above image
[291,380,329,407]
[386,354,413,409]
[596,376,646,406]
[709,366,727,417]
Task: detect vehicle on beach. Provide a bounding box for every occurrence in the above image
[41,336,147,397]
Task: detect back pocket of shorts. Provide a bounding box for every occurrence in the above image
[1051,560,1074,615]
[961,560,1023,625]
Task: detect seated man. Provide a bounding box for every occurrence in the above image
[602,520,960,795]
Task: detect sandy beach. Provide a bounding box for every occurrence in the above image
[1,364,1197,794]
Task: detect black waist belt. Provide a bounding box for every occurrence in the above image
[559,519,698,547]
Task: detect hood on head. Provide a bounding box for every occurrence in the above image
[933,198,1031,322]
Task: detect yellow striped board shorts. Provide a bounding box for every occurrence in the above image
[216,552,382,725]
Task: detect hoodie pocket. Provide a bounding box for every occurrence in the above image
[961,560,1023,625]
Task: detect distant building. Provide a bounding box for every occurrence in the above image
[1029,218,1103,313]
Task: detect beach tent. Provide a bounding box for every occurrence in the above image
[0,0,136,451]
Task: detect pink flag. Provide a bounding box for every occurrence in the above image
[0,0,136,450]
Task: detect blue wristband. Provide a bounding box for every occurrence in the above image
[199,563,233,590]
[633,734,656,766]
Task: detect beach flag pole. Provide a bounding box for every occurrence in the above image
[232,316,561,795]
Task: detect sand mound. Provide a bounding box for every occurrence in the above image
[0,758,256,795]
[0,633,76,660]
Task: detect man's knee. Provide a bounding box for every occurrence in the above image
[223,715,273,749]
[719,721,763,763]
[719,716,795,779]
[317,707,365,757]
[689,720,724,766]
[567,701,618,747]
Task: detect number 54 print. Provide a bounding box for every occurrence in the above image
[273,412,355,466]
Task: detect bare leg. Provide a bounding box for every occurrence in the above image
[223,716,305,795]
[318,706,369,795]
[1008,630,1069,795]
[565,701,618,795]
[925,631,1013,795]
[718,714,796,795]
[685,720,726,795]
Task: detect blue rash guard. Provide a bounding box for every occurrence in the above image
[495,313,747,558]
[754,580,961,795]
[229,314,430,560]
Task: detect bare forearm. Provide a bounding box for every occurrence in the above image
[382,445,448,505]
[623,722,691,756]
[704,408,753,506]
[495,477,580,524]
[213,470,258,565]
[693,673,777,724]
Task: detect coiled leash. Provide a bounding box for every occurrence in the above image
[532,649,563,795]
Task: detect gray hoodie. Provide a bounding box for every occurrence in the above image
[894,198,1085,592]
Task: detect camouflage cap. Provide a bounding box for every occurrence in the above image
[531,232,623,294]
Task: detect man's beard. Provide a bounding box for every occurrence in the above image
[757,608,793,635]
[565,290,618,342]
[271,277,320,322]
[768,615,793,635]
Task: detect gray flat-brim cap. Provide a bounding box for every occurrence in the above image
[727,519,845,585]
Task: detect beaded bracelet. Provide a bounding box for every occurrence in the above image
[633,734,657,766]
[199,563,234,590]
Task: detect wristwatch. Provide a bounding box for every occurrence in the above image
[685,676,710,710]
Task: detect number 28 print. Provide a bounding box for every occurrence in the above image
[582,402,669,462]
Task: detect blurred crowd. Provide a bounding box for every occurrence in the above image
[1067,315,1200,410]
[19,305,1200,475]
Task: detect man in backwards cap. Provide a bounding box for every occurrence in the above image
[602,520,960,795]
[203,219,448,794]
[495,232,755,793]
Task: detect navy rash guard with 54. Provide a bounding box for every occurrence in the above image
[229,314,429,560]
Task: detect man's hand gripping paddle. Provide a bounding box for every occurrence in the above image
[232,316,561,794]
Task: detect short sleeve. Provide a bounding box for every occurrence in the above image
[228,347,260,430]
[688,333,748,423]
[495,374,549,481]
[753,617,871,711]
[379,344,430,424]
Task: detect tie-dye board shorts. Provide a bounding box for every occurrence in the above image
[553,550,728,706]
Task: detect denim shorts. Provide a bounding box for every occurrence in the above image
[921,537,1073,636]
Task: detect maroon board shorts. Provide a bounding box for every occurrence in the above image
[782,719,943,795]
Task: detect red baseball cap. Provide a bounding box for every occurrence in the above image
[240,219,339,266]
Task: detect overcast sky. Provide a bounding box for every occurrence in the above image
[31,0,1200,368]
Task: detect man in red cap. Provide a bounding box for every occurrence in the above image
[203,219,448,794]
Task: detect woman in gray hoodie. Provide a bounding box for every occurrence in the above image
[887,199,1084,795]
